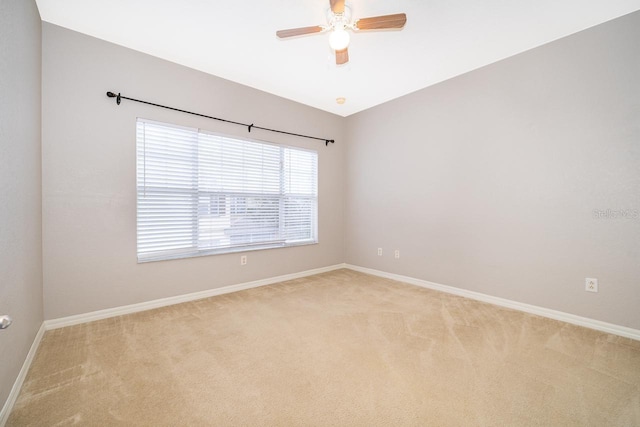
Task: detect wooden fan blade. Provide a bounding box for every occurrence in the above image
[355,13,407,30]
[336,48,349,65]
[276,26,324,38]
[330,0,345,14]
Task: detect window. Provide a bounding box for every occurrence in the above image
[136,119,318,262]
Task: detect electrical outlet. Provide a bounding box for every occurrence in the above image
[377,248,383,256]
[394,249,400,259]
[240,255,247,266]
[585,278,598,293]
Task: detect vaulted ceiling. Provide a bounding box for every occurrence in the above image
[36,0,640,116]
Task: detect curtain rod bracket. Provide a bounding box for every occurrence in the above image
[248,123,254,133]
[106,91,121,105]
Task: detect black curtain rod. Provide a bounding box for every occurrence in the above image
[106,91,335,146]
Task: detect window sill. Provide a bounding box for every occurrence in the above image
[137,240,318,264]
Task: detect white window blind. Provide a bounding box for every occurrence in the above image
[136,119,318,262]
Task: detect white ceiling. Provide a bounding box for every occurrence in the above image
[36,0,640,117]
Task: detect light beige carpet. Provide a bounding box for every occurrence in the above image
[7,269,640,426]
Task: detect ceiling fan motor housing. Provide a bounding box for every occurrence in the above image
[327,4,352,31]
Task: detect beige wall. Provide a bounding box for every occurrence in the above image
[345,12,640,329]
[42,23,345,319]
[0,0,43,409]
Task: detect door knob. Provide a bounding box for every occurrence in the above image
[0,315,12,329]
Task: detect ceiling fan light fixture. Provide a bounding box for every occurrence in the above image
[329,27,350,51]
[275,1,406,65]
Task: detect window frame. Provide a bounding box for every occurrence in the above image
[136,118,319,263]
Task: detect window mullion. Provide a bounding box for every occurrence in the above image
[279,148,286,242]
[192,132,200,250]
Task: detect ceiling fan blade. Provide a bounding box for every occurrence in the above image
[276,26,324,39]
[336,48,349,65]
[355,13,407,30]
[330,0,345,14]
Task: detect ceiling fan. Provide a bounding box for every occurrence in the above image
[276,0,407,65]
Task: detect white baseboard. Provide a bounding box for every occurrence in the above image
[345,264,640,341]
[0,322,46,427]
[44,263,347,330]
[44,262,640,340]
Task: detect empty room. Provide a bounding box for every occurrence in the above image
[1,0,639,425]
